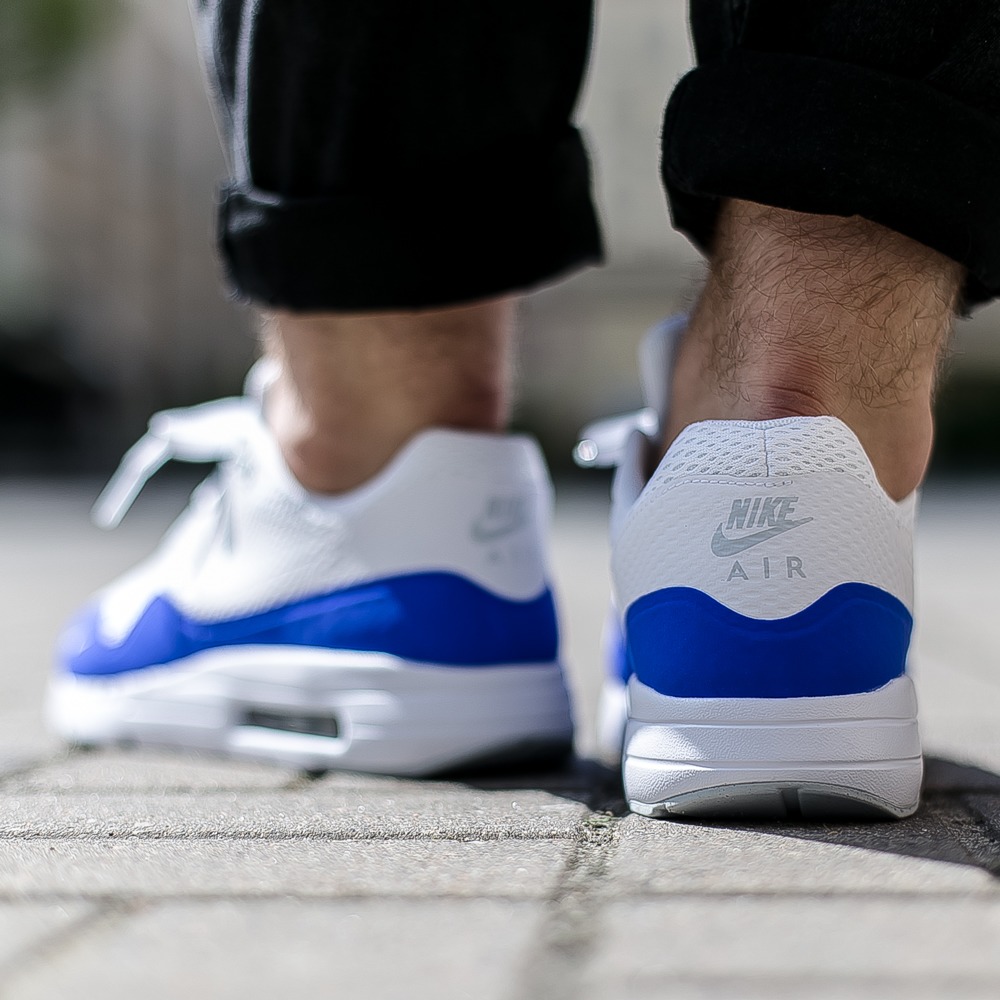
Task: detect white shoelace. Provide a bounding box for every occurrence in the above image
[97,357,650,527]
[573,407,658,468]
[91,398,259,529]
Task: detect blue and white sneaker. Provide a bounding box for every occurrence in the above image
[584,318,922,818]
[49,366,573,775]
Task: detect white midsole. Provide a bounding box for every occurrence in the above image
[47,646,574,775]
[622,675,921,815]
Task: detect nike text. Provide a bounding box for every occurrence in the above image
[727,496,800,529]
[712,496,813,557]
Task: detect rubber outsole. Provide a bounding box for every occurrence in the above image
[628,781,915,820]
[47,646,574,777]
[623,675,921,820]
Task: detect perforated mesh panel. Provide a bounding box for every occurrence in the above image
[763,418,875,481]
[655,417,878,489]
[612,415,914,618]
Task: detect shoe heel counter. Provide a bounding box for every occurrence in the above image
[354,431,561,665]
[613,417,915,699]
[421,432,557,600]
[614,471,912,620]
[342,430,557,604]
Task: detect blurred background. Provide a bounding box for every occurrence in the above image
[0,0,998,475]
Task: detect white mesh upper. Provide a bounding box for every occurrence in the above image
[656,416,878,488]
[611,415,915,619]
[96,417,555,641]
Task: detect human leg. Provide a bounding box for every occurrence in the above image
[196,0,600,312]
[607,0,997,816]
[195,0,601,492]
[49,1,600,771]
[608,217,958,818]
[658,0,999,494]
[263,301,515,494]
[664,200,963,501]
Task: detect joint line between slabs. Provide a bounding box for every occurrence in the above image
[508,813,622,1000]
[0,830,581,843]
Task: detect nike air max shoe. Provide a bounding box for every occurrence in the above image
[583,318,922,819]
[49,367,573,775]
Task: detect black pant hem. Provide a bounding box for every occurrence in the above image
[662,49,1000,306]
[218,129,603,312]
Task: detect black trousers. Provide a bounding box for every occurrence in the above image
[193,1,1000,312]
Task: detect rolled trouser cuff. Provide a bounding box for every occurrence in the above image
[662,49,1000,305]
[219,129,603,312]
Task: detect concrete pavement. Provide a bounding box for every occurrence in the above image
[0,477,998,999]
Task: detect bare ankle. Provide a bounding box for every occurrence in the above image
[264,298,516,494]
[663,200,964,499]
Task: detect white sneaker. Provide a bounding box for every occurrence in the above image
[584,318,922,818]
[49,367,574,775]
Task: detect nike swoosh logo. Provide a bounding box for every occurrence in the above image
[710,517,813,557]
[471,515,529,542]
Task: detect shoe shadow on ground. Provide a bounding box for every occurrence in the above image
[667,757,1000,878]
[440,755,1000,878]
[432,753,628,814]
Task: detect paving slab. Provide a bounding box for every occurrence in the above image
[604,808,1000,896]
[0,788,588,840]
[3,749,297,793]
[913,483,1000,778]
[2,899,545,1000]
[0,838,571,900]
[916,664,1000,775]
[0,711,59,779]
[546,490,612,756]
[577,973,1000,1000]
[0,902,94,970]
[586,897,1000,999]
[309,758,616,804]
[2,478,1000,998]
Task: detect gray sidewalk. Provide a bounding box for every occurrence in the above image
[0,478,998,999]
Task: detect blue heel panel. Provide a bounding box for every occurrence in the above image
[625,583,911,698]
[605,617,630,684]
[61,572,559,676]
